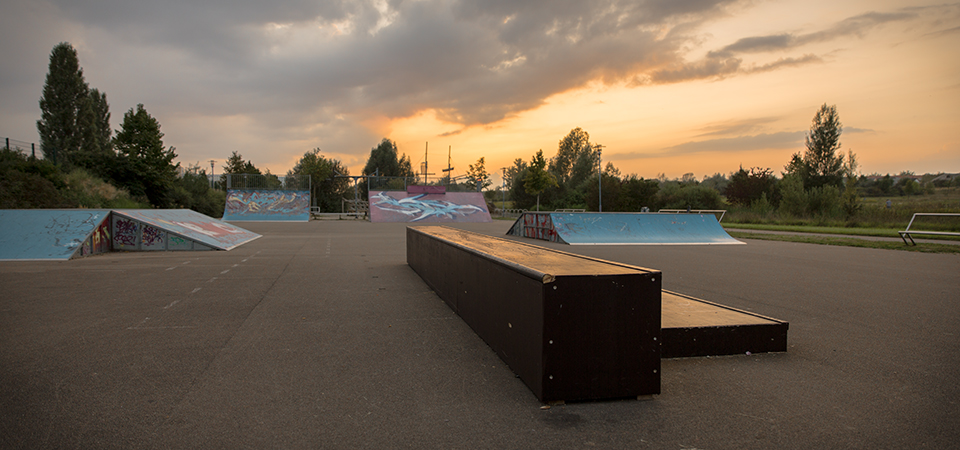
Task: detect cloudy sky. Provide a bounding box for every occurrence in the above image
[2,0,958,182]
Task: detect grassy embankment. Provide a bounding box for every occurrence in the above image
[722,188,960,253]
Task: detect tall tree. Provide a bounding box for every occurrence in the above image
[287,148,350,212]
[550,128,595,185]
[465,157,491,191]
[112,104,179,207]
[786,104,847,189]
[362,138,413,177]
[89,88,112,155]
[37,42,89,166]
[524,149,558,211]
[220,151,262,188]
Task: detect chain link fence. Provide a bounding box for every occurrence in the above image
[366,176,485,192]
[223,173,311,191]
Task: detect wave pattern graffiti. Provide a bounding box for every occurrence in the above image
[370,192,488,222]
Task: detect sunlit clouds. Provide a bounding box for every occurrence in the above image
[1,0,957,181]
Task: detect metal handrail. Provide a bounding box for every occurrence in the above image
[898,213,960,245]
[658,209,727,222]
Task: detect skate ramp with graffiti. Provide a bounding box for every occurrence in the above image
[0,209,113,260]
[507,212,743,245]
[112,209,260,251]
[369,191,492,223]
[0,209,261,260]
[223,190,310,222]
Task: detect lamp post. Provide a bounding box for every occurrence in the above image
[596,145,604,213]
[501,167,507,217]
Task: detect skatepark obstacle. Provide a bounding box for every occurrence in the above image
[0,209,260,260]
[507,212,743,245]
[407,226,661,402]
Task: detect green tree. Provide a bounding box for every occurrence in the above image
[786,104,848,190]
[220,151,262,188]
[112,104,179,207]
[37,42,90,166]
[550,128,597,185]
[524,149,558,211]
[363,138,414,177]
[288,148,351,213]
[465,157,491,191]
[725,166,777,206]
[619,175,660,211]
[169,164,225,217]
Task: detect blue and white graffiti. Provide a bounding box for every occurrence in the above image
[371,192,487,222]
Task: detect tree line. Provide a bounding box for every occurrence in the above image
[495,104,954,221]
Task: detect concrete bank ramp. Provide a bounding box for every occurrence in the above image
[507,212,743,245]
[0,209,261,260]
[0,209,112,260]
[369,191,492,223]
[112,209,260,251]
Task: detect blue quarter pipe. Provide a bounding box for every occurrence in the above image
[507,212,743,245]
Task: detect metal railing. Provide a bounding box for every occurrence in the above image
[898,213,960,245]
[658,209,727,222]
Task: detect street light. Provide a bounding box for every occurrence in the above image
[501,167,507,217]
[596,145,605,213]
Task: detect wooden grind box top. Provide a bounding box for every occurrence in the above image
[410,226,653,280]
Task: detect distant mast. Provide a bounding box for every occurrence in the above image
[442,145,454,185]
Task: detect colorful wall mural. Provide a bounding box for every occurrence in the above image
[369,191,492,223]
[223,190,310,222]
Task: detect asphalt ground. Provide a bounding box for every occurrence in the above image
[1,220,958,449]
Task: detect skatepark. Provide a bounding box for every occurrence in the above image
[1,214,957,449]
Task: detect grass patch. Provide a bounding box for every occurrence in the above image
[728,231,960,254]
[724,223,900,238]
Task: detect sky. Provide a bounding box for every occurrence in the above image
[2,0,958,185]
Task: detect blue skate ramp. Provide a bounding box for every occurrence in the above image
[0,209,112,260]
[507,212,744,245]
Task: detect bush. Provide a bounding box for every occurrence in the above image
[62,168,147,208]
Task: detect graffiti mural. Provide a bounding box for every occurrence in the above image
[223,190,310,221]
[141,224,166,250]
[80,218,111,257]
[113,216,140,250]
[369,191,492,223]
[113,209,260,250]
